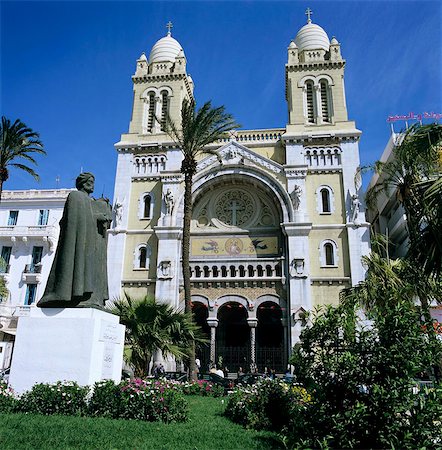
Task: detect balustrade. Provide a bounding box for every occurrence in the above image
[133,155,166,174]
[305,148,341,167]
[189,258,283,281]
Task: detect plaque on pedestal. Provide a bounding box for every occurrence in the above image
[9,307,125,394]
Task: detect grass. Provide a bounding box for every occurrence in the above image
[0,396,282,450]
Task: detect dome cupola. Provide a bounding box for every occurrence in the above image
[149,22,185,63]
[294,8,330,52]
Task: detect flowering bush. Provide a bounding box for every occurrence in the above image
[181,380,224,397]
[0,380,17,412]
[89,378,188,423]
[225,378,311,430]
[16,381,88,416]
[88,380,120,418]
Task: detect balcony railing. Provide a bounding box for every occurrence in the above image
[24,264,43,274]
[190,258,284,282]
[0,225,57,238]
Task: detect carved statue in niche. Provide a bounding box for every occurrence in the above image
[158,260,173,278]
[164,189,174,215]
[113,200,123,227]
[351,193,361,224]
[290,185,302,211]
[290,258,306,277]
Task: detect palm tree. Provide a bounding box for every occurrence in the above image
[165,99,240,380]
[366,123,442,277]
[108,294,208,378]
[0,116,46,202]
[0,257,8,300]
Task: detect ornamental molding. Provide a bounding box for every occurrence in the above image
[132,73,187,83]
[308,168,342,174]
[285,61,346,72]
[284,166,308,179]
[197,141,283,174]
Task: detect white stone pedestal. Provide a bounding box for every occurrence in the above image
[9,308,125,394]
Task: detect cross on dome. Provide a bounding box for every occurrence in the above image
[305,7,313,23]
[166,21,173,36]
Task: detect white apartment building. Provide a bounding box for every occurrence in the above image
[0,189,72,369]
[366,132,408,258]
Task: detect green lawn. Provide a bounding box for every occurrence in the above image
[0,396,282,450]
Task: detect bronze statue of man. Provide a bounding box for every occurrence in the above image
[37,173,112,308]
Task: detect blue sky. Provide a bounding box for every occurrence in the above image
[1,1,441,199]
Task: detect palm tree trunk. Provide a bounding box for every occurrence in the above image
[182,169,197,381]
[0,179,3,203]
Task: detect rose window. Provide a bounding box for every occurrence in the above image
[214,190,254,226]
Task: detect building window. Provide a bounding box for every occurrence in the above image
[325,243,334,265]
[305,81,315,124]
[134,244,151,270]
[7,211,18,226]
[147,92,155,132]
[316,186,334,214]
[160,91,168,131]
[320,240,338,267]
[31,246,43,266]
[139,192,155,220]
[320,80,330,122]
[321,188,331,213]
[38,209,49,226]
[143,195,152,218]
[25,284,37,305]
[0,246,12,273]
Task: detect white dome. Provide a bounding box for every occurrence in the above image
[294,22,330,52]
[149,34,184,63]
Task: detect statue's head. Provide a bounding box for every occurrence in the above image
[76,172,95,194]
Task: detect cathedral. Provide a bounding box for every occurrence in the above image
[107,12,370,372]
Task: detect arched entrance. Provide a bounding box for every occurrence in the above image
[216,302,249,373]
[256,302,285,372]
[192,302,211,372]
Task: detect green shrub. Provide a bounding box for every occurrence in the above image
[89,378,188,423]
[0,380,17,412]
[225,378,311,431]
[88,380,120,418]
[117,379,187,422]
[286,300,442,449]
[17,381,88,416]
[181,380,224,397]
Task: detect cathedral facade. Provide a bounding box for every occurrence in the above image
[108,15,370,372]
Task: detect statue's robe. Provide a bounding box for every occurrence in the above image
[37,191,111,308]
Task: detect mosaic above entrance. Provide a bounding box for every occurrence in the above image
[191,236,279,257]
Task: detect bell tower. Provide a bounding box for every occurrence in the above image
[285,9,354,135]
[128,22,194,136]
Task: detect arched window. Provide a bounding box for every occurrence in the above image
[305,81,315,124]
[320,240,338,267]
[139,192,155,220]
[139,247,147,268]
[316,185,334,214]
[160,91,168,132]
[320,80,330,122]
[147,92,155,132]
[134,244,151,270]
[324,243,334,265]
[321,188,331,213]
[143,195,151,218]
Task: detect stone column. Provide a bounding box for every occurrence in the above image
[207,318,218,365]
[247,318,258,368]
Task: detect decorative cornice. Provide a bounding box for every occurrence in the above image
[284,166,308,179]
[310,277,350,285]
[131,73,187,83]
[308,168,342,174]
[285,60,346,72]
[197,141,283,174]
